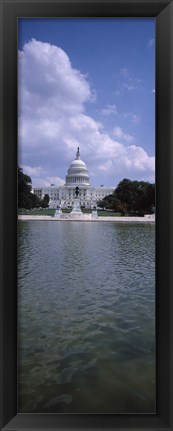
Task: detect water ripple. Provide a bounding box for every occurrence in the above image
[18,221,155,413]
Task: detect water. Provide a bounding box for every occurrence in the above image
[18,221,155,413]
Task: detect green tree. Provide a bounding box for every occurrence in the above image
[97,194,114,210]
[115,179,155,214]
[30,193,41,209]
[18,166,32,209]
[18,166,42,209]
[98,191,120,211]
[41,194,50,208]
[98,178,155,215]
[115,179,135,212]
[139,182,155,213]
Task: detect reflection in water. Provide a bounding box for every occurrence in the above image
[18,221,155,413]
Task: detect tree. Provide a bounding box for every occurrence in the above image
[41,194,50,208]
[18,166,42,209]
[30,193,41,209]
[18,166,33,209]
[115,179,136,212]
[139,182,155,213]
[97,191,120,211]
[98,178,155,215]
[115,179,155,214]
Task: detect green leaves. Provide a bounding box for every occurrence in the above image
[41,194,50,208]
[98,179,155,215]
[18,166,42,209]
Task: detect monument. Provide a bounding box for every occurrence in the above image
[54,186,91,220]
[54,204,62,219]
[92,207,98,219]
[70,186,82,215]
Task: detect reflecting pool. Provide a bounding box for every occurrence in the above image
[18,221,155,413]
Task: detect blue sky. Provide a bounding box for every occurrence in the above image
[18,18,155,187]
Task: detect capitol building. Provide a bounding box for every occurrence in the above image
[33,148,114,209]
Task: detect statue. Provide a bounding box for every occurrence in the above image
[75,186,79,197]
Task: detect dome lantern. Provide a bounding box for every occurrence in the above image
[76,147,80,160]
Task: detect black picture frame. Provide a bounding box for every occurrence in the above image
[0,0,173,430]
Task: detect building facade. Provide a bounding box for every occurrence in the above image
[33,148,114,209]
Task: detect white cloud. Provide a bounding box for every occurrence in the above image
[18,39,154,186]
[113,126,134,143]
[152,89,155,94]
[98,143,155,182]
[22,165,65,187]
[99,160,113,172]
[123,83,137,91]
[148,39,155,49]
[120,67,128,77]
[131,114,141,124]
[118,68,142,93]
[101,104,117,116]
[22,165,44,177]
[123,112,141,124]
[33,176,65,187]
[18,38,92,118]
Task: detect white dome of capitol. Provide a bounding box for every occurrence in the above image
[68,159,87,169]
[65,148,90,186]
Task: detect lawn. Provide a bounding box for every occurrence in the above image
[18,209,56,216]
[18,208,122,217]
[97,210,121,217]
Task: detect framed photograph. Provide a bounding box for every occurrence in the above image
[17,14,156,416]
[0,1,173,430]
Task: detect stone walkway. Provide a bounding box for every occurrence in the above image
[18,215,155,223]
